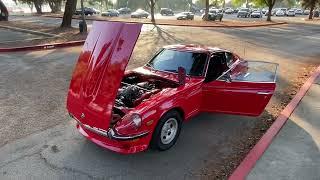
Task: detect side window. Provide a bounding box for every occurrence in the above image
[205,52,229,82]
[218,61,278,82]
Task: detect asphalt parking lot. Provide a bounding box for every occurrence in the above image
[9,12,312,28]
[0,21,319,179]
[0,28,45,43]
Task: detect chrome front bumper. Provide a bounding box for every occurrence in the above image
[69,113,149,141]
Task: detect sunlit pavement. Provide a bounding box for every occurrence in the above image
[248,74,320,180]
[0,20,319,179]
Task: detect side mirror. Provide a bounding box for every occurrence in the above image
[178,67,186,86]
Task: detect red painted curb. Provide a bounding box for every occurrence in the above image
[0,40,85,52]
[229,65,320,180]
[42,15,287,28]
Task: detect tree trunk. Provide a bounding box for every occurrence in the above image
[150,0,155,22]
[0,0,8,21]
[34,0,43,14]
[105,0,109,9]
[28,2,34,13]
[267,5,272,21]
[203,0,209,21]
[49,0,62,13]
[80,0,87,33]
[308,5,314,19]
[61,0,77,28]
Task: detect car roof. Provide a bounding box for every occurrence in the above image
[163,44,227,54]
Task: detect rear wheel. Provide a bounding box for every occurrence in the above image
[150,111,182,151]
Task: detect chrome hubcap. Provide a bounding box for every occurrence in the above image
[160,118,178,144]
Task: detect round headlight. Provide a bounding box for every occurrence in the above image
[132,114,142,128]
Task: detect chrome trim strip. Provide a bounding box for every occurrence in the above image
[69,113,149,141]
[257,92,273,95]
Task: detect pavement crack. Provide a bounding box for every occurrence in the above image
[0,151,39,169]
[38,150,99,180]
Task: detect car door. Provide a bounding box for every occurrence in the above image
[202,59,278,116]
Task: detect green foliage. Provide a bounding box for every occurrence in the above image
[251,0,265,7]
[231,0,246,7]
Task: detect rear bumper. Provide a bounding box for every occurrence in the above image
[70,114,150,154]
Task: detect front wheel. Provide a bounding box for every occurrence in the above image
[150,111,182,151]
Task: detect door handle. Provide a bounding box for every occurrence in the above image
[257,92,272,95]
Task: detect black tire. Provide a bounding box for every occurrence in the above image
[150,110,182,151]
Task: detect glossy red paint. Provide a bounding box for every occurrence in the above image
[67,22,277,154]
[67,21,142,131]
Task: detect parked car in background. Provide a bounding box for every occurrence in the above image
[176,12,194,20]
[202,9,223,21]
[131,9,149,18]
[286,9,295,16]
[101,9,119,17]
[275,10,285,16]
[67,21,278,154]
[225,8,234,14]
[160,8,174,16]
[118,7,131,14]
[290,8,297,12]
[314,9,319,17]
[304,9,310,15]
[74,7,96,16]
[251,10,262,18]
[237,8,250,18]
[280,8,287,15]
[234,8,240,13]
[295,9,303,15]
[262,8,268,14]
[92,8,100,14]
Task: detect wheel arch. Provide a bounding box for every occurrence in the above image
[167,107,185,121]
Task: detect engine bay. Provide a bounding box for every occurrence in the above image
[111,73,178,124]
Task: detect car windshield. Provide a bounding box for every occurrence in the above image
[147,49,207,76]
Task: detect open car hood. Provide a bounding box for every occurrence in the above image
[67,21,142,130]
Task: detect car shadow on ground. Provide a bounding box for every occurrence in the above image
[37,111,274,179]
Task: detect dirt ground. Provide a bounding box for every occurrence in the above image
[0,21,86,48]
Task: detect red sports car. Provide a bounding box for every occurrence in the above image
[67,22,278,154]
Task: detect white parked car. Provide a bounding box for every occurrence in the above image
[225,8,234,14]
[286,10,295,16]
[251,11,263,18]
[304,9,310,15]
[275,10,285,16]
[280,8,287,15]
[295,9,303,15]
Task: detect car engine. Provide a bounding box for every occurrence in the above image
[115,81,158,108]
[111,73,179,125]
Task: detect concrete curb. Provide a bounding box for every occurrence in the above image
[0,40,85,52]
[0,24,59,37]
[42,15,287,28]
[229,65,320,180]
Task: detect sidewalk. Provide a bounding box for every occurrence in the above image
[247,75,320,179]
